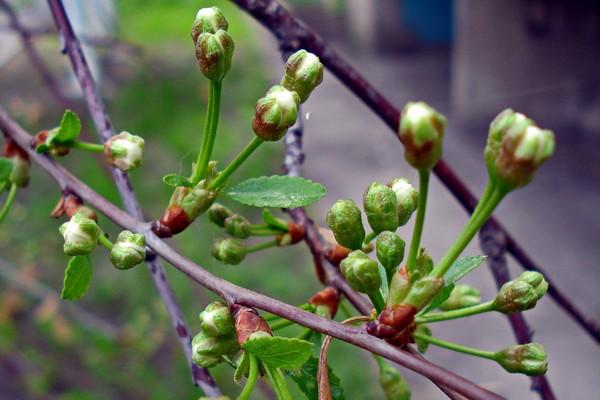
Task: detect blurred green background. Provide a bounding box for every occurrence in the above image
[0,0,380,399]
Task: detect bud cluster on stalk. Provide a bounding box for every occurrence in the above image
[191,301,239,368]
[192,7,234,82]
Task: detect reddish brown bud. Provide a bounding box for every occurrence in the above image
[308,287,340,318]
[385,324,416,348]
[4,138,29,161]
[326,244,352,265]
[232,304,272,345]
[153,205,191,237]
[51,193,98,222]
[33,130,69,156]
[287,222,306,244]
[367,304,417,339]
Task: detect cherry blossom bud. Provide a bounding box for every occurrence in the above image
[224,214,251,239]
[251,86,300,141]
[493,271,547,314]
[191,330,239,367]
[207,203,233,227]
[495,343,548,376]
[326,199,366,251]
[110,230,146,270]
[212,238,247,265]
[340,250,381,294]
[375,231,405,276]
[363,182,399,234]
[398,102,446,170]
[191,7,228,43]
[195,30,234,82]
[199,301,235,337]
[104,131,144,171]
[59,212,100,256]
[387,178,418,227]
[438,284,481,310]
[280,49,324,103]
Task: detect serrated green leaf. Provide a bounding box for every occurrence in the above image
[224,176,326,208]
[234,351,250,385]
[261,208,288,231]
[61,255,93,301]
[423,255,486,313]
[162,174,192,187]
[55,110,81,142]
[242,336,314,370]
[285,356,345,400]
[0,158,13,182]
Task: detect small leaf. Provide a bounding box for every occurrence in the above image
[285,356,345,400]
[0,158,13,182]
[234,351,250,385]
[423,284,455,314]
[61,255,93,301]
[36,144,51,153]
[261,208,288,231]
[224,176,326,208]
[242,336,314,370]
[55,110,81,142]
[163,174,192,187]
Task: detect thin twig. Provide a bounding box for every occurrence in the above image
[43,0,219,394]
[0,105,502,400]
[229,0,600,345]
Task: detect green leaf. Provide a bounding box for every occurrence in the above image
[423,255,486,313]
[261,208,288,231]
[55,110,81,142]
[162,174,192,187]
[285,356,345,400]
[242,336,314,370]
[224,176,327,208]
[234,351,250,385]
[35,143,51,153]
[61,255,93,301]
[0,158,13,182]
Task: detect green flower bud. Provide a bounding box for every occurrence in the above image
[212,238,247,265]
[109,230,146,270]
[59,212,100,256]
[191,7,228,43]
[224,214,251,239]
[191,330,239,367]
[413,324,432,354]
[485,109,555,191]
[195,30,234,82]
[363,182,399,234]
[340,250,381,294]
[325,199,366,250]
[387,178,418,226]
[378,360,411,400]
[438,284,481,310]
[386,267,410,307]
[410,248,433,283]
[251,85,300,141]
[9,155,30,187]
[398,102,446,170]
[493,280,538,314]
[103,131,145,171]
[207,203,233,227]
[199,301,235,337]
[280,49,324,103]
[375,231,405,276]
[515,271,548,300]
[403,276,444,311]
[495,343,548,376]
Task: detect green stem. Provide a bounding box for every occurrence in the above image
[237,353,259,400]
[269,318,296,331]
[416,301,495,323]
[0,181,6,193]
[250,226,285,236]
[368,291,385,313]
[67,140,104,152]
[297,327,314,341]
[406,169,430,272]
[192,80,222,185]
[246,239,280,253]
[264,364,293,400]
[0,183,18,224]
[97,233,114,250]
[206,136,264,191]
[363,231,378,244]
[430,185,507,278]
[412,331,496,360]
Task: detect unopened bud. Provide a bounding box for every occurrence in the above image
[59,212,100,256]
[325,199,365,251]
[340,250,381,294]
[104,131,144,171]
[363,182,399,234]
[438,284,481,310]
[191,330,239,367]
[496,343,548,376]
[195,30,234,82]
[9,155,30,187]
[515,271,548,300]
[199,301,235,337]
[387,178,418,226]
[207,203,233,227]
[485,109,554,191]
[252,85,300,141]
[212,238,247,265]
[398,102,446,170]
[376,231,405,276]
[493,271,547,313]
[280,49,324,103]
[110,230,146,270]
[191,7,228,43]
[224,214,251,239]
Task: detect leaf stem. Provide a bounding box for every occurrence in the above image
[412,331,496,360]
[207,136,264,191]
[416,301,495,323]
[67,140,104,152]
[406,169,430,272]
[363,231,378,244]
[264,364,293,400]
[0,182,17,224]
[97,233,114,250]
[246,239,280,253]
[237,352,259,400]
[192,80,222,185]
[368,290,385,313]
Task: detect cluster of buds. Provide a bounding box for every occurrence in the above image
[492,271,548,314]
[104,131,145,172]
[398,102,446,170]
[192,301,239,368]
[485,109,555,192]
[109,230,146,270]
[59,212,100,256]
[192,7,234,82]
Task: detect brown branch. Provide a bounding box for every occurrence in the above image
[42,0,219,394]
[229,0,600,345]
[0,104,502,400]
